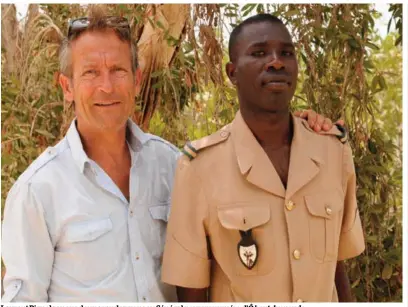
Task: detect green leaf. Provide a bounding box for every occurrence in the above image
[35,129,55,139]
[351,278,361,288]
[348,38,360,49]
[378,75,387,90]
[395,36,402,46]
[382,264,393,280]
[366,42,380,50]
[285,10,298,17]
[151,70,163,78]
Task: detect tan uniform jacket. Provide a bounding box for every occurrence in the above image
[162,111,365,302]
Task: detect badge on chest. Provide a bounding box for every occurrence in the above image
[237,229,258,270]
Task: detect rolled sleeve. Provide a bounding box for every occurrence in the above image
[2,182,54,302]
[161,157,210,288]
[337,144,365,261]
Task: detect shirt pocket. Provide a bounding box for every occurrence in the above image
[62,217,119,281]
[304,193,344,262]
[66,217,113,243]
[216,202,274,276]
[148,202,170,258]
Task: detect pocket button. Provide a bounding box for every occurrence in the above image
[293,249,301,260]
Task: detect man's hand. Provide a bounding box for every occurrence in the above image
[335,261,354,302]
[293,109,345,132]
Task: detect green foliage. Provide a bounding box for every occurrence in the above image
[1,4,402,302]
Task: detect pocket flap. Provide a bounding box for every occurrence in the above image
[66,218,113,243]
[217,203,270,231]
[1,279,22,302]
[304,194,343,219]
[149,203,170,222]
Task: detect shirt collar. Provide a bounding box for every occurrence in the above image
[66,118,151,173]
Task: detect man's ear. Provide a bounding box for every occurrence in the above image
[134,67,142,95]
[59,73,74,102]
[226,61,237,86]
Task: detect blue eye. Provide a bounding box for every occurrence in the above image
[83,69,97,76]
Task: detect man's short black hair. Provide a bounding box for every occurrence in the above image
[228,13,285,62]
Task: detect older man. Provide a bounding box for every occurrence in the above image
[1,9,340,302]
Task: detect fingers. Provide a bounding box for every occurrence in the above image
[293,110,307,118]
[305,110,319,131]
[322,118,333,131]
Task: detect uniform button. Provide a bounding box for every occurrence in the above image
[129,210,134,217]
[325,206,332,215]
[142,297,146,301]
[293,249,301,260]
[135,253,140,260]
[296,298,303,303]
[286,200,295,211]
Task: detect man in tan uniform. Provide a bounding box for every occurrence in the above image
[162,14,365,302]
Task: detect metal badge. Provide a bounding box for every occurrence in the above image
[237,229,258,270]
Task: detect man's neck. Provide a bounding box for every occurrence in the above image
[240,107,293,149]
[76,121,129,164]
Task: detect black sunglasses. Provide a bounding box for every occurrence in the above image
[67,16,130,38]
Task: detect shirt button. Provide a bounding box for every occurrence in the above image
[293,249,301,260]
[325,206,332,215]
[129,210,134,217]
[142,297,146,301]
[296,298,303,303]
[286,200,295,211]
[135,253,140,260]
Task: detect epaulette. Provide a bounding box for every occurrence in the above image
[181,125,231,160]
[319,123,348,144]
[301,120,347,144]
[18,146,59,184]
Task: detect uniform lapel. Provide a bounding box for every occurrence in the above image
[285,116,324,200]
[232,111,286,198]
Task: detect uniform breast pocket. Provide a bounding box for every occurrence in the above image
[63,217,119,280]
[148,203,170,258]
[304,193,344,263]
[217,203,274,276]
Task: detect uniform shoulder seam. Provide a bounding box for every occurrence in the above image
[181,124,231,160]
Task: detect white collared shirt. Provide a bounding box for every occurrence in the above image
[1,119,180,302]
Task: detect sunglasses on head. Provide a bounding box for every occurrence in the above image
[67,16,130,38]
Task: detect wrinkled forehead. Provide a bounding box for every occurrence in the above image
[239,21,293,46]
[70,29,131,61]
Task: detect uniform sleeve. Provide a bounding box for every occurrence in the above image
[161,156,210,288]
[1,182,54,302]
[337,144,365,261]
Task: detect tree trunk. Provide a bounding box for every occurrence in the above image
[1,4,19,77]
[134,4,190,131]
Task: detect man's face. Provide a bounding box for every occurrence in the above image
[227,21,298,114]
[61,29,140,132]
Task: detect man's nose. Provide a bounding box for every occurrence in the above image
[264,51,284,71]
[98,72,114,94]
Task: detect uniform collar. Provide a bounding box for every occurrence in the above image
[66,118,150,173]
[231,110,324,199]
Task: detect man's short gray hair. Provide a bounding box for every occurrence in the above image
[59,8,138,78]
